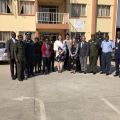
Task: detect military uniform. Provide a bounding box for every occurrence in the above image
[14,41,26,81]
[88,39,99,74]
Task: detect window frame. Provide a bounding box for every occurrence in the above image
[0,31,11,42]
[18,1,35,16]
[97,5,111,18]
[71,4,87,18]
[0,0,13,15]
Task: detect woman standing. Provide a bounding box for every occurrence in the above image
[69,37,78,73]
[54,35,66,73]
[41,37,51,74]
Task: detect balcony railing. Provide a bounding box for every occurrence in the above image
[36,12,69,24]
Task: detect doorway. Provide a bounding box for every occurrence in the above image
[39,6,59,23]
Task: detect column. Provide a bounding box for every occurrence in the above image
[112,0,118,40]
[35,0,39,37]
[91,0,97,35]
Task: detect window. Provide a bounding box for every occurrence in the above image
[71,4,86,17]
[0,32,11,41]
[0,0,12,14]
[19,1,34,15]
[71,32,85,40]
[97,5,110,17]
[0,43,6,49]
[19,32,35,40]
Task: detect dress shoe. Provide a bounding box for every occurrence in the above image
[12,76,16,80]
[100,72,105,74]
[84,72,87,74]
[114,74,119,77]
[106,73,110,76]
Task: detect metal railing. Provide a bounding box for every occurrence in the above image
[36,12,69,24]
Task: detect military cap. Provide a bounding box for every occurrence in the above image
[25,32,32,35]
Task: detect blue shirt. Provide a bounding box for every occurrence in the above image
[101,40,115,53]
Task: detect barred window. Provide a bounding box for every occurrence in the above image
[97,5,110,17]
[19,1,34,15]
[0,0,12,14]
[71,32,85,40]
[0,32,11,41]
[71,4,86,17]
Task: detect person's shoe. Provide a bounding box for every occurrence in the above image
[84,71,87,74]
[106,73,109,76]
[100,72,104,74]
[25,76,28,80]
[114,74,119,77]
[12,76,16,80]
[32,73,35,76]
[79,71,83,73]
[18,79,23,81]
[93,72,96,75]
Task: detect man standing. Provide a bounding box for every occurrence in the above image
[78,35,89,74]
[24,32,34,78]
[88,34,99,74]
[101,35,115,75]
[114,32,120,77]
[7,32,17,80]
[96,31,104,71]
[14,34,26,81]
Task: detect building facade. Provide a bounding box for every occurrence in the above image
[0,0,118,41]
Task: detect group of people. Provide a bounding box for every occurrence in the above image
[6,31,120,81]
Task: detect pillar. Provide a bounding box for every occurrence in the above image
[91,0,97,35]
[112,0,118,40]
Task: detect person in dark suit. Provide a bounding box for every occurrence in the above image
[78,35,89,74]
[96,31,104,71]
[114,32,120,77]
[14,34,26,81]
[34,37,41,73]
[88,34,99,74]
[7,32,17,80]
[24,32,34,79]
[49,39,55,72]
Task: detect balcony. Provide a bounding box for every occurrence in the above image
[36,12,69,30]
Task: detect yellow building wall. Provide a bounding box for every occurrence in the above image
[0,15,35,32]
[0,0,36,36]
[69,0,93,40]
[96,0,115,40]
[97,0,114,5]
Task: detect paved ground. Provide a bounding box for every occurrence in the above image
[1,62,120,120]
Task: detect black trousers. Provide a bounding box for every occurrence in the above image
[42,57,50,73]
[115,57,120,75]
[9,59,17,79]
[50,55,55,72]
[25,58,34,76]
[64,50,70,70]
